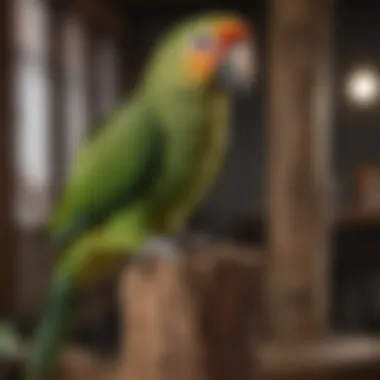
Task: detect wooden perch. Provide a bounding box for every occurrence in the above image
[5,244,380,380]
[117,245,264,380]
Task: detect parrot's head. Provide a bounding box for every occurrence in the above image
[144,12,256,94]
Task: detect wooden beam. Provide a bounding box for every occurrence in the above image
[8,335,380,378]
[0,0,16,317]
[266,0,333,340]
[258,338,380,377]
[5,337,380,380]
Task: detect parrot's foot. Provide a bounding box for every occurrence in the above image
[133,236,184,265]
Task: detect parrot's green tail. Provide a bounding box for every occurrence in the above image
[24,275,77,380]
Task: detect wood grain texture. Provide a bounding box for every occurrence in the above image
[117,246,263,380]
[266,0,333,340]
[5,337,380,380]
[0,0,16,317]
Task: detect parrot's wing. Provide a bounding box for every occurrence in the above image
[49,100,164,249]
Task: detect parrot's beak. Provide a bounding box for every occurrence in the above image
[216,40,256,93]
[212,19,256,93]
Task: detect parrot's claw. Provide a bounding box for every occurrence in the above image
[134,236,184,264]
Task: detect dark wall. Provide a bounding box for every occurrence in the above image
[333,0,380,206]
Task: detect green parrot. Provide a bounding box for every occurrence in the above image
[24,11,256,379]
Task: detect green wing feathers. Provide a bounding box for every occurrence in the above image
[48,99,164,249]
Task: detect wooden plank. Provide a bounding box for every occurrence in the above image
[5,337,380,379]
[0,0,16,317]
[266,0,333,340]
[258,337,380,377]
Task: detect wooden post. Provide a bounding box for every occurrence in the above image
[0,0,16,317]
[267,0,332,340]
[117,246,263,380]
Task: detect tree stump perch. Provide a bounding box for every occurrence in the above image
[117,246,263,380]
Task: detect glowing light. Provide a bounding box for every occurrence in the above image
[346,68,380,107]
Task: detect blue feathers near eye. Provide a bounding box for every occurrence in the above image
[191,34,214,51]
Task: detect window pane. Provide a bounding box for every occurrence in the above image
[12,0,51,228]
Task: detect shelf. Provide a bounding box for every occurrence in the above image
[258,336,380,377]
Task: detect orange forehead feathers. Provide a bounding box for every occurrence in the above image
[213,18,251,49]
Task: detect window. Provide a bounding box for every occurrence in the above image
[12,0,51,228]
[12,2,125,226]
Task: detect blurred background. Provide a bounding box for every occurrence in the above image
[4,0,380,372]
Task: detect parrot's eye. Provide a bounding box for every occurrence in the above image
[191,34,215,52]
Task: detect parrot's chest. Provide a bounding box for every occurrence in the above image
[154,93,230,232]
[189,105,230,196]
